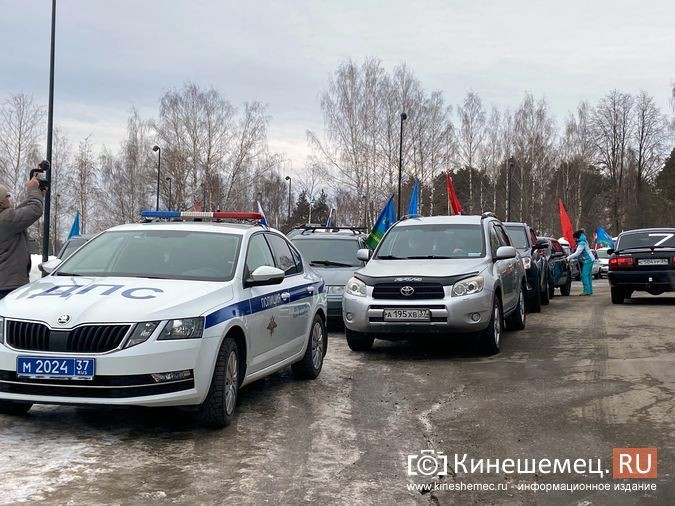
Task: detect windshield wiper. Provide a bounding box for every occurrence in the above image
[406,255,452,259]
[375,255,406,260]
[310,260,355,267]
[54,272,82,276]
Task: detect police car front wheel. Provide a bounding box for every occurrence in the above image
[199,337,240,428]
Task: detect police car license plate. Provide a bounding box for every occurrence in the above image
[637,259,668,266]
[384,308,430,321]
[17,357,95,380]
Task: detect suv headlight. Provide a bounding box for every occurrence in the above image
[158,318,204,340]
[346,277,367,297]
[0,316,4,344]
[452,276,485,297]
[125,321,160,348]
[522,257,532,269]
[327,285,345,295]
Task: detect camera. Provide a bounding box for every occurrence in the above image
[30,160,50,191]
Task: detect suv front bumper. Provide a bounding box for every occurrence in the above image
[342,290,493,337]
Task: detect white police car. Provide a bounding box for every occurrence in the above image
[0,211,327,428]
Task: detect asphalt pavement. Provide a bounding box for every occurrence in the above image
[1,280,673,505]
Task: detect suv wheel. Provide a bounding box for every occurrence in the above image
[0,401,33,416]
[505,286,526,331]
[479,296,502,355]
[611,287,625,304]
[560,271,572,296]
[292,314,326,379]
[346,328,374,351]
[541,275,550,305]
[548,273,555,299]
[199,337,239,428]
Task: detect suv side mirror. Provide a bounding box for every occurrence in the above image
[246,266,285,287]
[494,246,517,260]
[356,249,371,262]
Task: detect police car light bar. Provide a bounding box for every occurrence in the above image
[141,210,265,220]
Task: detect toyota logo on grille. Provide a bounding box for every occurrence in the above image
[400,286,415,296]
[57,314,71,325]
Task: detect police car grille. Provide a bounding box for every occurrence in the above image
[5,321,130,353]
[372,283,445,300]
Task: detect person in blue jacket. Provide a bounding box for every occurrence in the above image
[567,229,595,296]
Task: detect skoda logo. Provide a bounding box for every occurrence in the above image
[400,286,415,297]
[57,314,71,325]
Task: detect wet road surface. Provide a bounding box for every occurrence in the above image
[1,282,673,505]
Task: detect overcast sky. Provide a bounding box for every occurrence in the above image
[1,0,673,173]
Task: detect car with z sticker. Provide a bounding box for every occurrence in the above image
[0,210,327,428]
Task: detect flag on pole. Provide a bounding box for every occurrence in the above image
[67,210,80,240]
[257,201,268,227]
[596,226,614,248]
[558,199,576,249]
[407,178,419,216]
[446,173,463,215]
[365,195,396,250]
[325,208,334,228]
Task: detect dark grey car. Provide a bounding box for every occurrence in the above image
[291,229,367,324]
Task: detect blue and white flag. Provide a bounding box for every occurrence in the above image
[596,226,614,248]
[67,210,80,240]
[407,178,419,216]
[325,208,334,228]
[257,201,268,227]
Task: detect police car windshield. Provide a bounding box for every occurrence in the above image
[292,238,362,267]
[57,230,241,282]
[504,226,529,249]
[375,224,485,259]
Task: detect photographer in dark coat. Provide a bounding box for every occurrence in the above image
[0,176,45,299]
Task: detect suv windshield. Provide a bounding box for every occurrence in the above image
[292,238,362,267]
[375,224,485,259]
[618,231,675,250]
[57,230,241,281]
[505,225,529,249]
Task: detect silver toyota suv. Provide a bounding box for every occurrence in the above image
[342,213,527,354]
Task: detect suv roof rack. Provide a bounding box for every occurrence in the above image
[298,226,366,236]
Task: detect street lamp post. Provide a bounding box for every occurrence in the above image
[397,112,407,220]
[308,197,315,224]
[42,0,57,264]
[153,145,161,211]
[285,175,292,220]
[166,177,172,210]
[506,157,514,221]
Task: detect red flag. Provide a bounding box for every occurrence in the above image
[446,173,463,215]
[558,199,576,249]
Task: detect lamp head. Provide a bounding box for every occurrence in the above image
[152,145,160,152]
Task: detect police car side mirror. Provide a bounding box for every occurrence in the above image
[356,249,371,262]
[246,266,285,287]
[494,246,517,261]
[40,258,62,274]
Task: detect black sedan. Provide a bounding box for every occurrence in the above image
[538,237,572,296]
[608,228,675,304]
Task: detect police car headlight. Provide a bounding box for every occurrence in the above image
[452,276,485,297]
[0,317,4,344]
[158,318,204,340]
[125,321,160,348]
[346,277,367,297]
[522,257,532,270]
